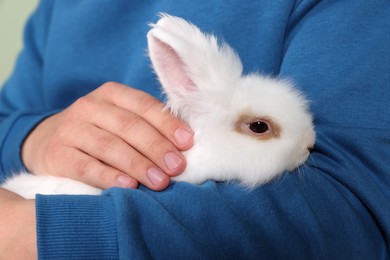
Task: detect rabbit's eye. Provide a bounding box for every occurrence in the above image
[235,115,280,139]
[249,121,269,134]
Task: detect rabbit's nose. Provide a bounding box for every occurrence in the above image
[307,145,314,152]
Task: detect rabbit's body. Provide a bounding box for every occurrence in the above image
[1,14,315,198]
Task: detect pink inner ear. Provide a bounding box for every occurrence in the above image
[152,38,197,92]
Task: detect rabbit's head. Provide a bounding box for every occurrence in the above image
[147,14,315,186]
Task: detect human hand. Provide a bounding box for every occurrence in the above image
[0,188,37,259]
[21,82,194,191]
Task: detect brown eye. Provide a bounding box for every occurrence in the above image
[235,115,280,140]
[248,121,269,134]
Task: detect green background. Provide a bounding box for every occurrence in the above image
[0,1,38,86]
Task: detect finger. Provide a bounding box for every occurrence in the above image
[98,82,194,150]
[51,147,139,190]
[69,122,172,190]
[80,101,186,177]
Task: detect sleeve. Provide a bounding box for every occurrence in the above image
[0,0,58,180]
[35,0,390,259]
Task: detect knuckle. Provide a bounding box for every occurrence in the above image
[93,165,111,185]
[75,160,113,189]
[99,81,121,94]
[96,135,117,154]
[136,95,160,114]
[73,95,95,110]
[73,157,115,188]
[117,114,141,133]
[148,138,169,155]
[69,96,96,118]
[127,154,145,174]
[69,95,104,122]
[102,81,118,88]
[73,158,94,177]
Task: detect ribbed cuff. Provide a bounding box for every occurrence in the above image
[36,194,119,260]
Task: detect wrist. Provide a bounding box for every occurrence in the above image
[21,113,57,173]
[0,189,37,259]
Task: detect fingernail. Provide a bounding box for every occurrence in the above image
[174,128,193,146]
[147,168,166,186]
[117,175,134,188]
[164,152,184,171]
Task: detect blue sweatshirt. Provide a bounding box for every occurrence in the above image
[1,0,390,259]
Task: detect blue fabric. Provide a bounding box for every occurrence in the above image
[1,0,389,258]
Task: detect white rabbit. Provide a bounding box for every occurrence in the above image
[148,14,315,187]
[1,14,315,199]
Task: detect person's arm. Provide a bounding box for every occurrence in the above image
[0,188,36,259]
[0,0,193,191]
[3,0,390,258]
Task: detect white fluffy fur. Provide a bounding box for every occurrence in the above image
[1,14,315,198]
[148,14,315,187]
[2,172,101,199]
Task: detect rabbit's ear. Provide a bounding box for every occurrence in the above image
[147,14,243,105]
